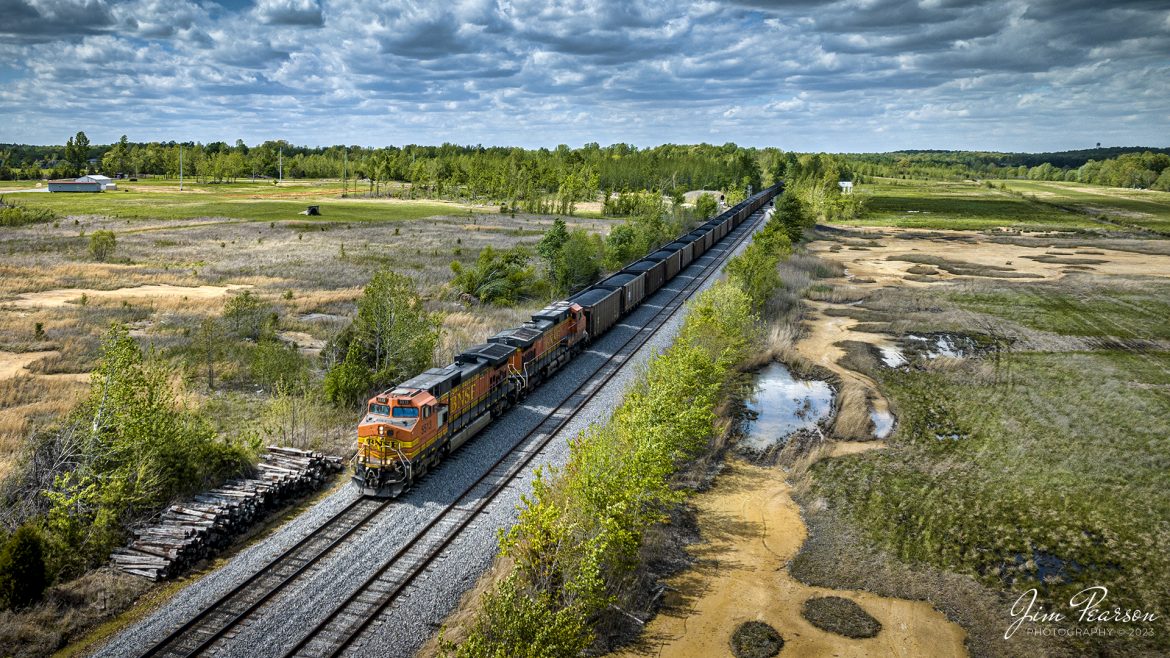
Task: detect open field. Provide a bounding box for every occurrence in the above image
[997,179,1170,234]
[0,183,618,475]
[0,179,488,223]
[840,177,1170,232]
[786,225,1170,656]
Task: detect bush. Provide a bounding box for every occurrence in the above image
[88,230,117,261]
[0,198,56,227]
[800,596,882,639]
[451,246,541,305]
[250,339,307,389]
[0,525,47,610]
[730,621,784,658]
[695,192,718,220]
[223,290,271,341]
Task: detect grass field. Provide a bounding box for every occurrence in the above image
[0,179,485,223]
[839,177,1170,232]
[998,179,1170,235]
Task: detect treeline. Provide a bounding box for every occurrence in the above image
[845,148,1170,189]
[0,136,767,207]
[442,197,804,656]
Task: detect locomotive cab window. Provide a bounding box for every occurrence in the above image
[370,403,391,415]
[391,406,419,418]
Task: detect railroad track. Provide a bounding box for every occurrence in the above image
[139,497,392,657]
[138,202,771,658]
[280,204,774,658]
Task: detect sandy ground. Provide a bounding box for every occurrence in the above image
[622,460,967,657]
[7,283,252,308]
[807,228,1170,287]
[0,350,58,380]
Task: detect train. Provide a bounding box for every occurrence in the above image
[353,184,782,497]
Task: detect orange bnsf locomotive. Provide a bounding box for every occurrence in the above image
[353,184,781,497]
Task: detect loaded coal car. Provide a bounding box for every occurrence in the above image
[648,248,682,280]
[623,258,667,296]
[569,286,622,339]
[664,240,694,269]
[595,272,646,316]
[686,229,712,256]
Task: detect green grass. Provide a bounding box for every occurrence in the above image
[998,180,1170,235]
[836,178,1099,231]
[952,284,1170,341]
[1,179,489,224]
[813,350,1170,652]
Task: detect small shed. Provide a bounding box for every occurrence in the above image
[48,179,102,193]
[838,181,854,194]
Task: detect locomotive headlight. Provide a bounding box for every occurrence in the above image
[379,425,386,436]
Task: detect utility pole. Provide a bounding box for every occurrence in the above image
[179,144,183,191]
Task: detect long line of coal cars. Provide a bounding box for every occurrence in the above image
[353,183,782,496]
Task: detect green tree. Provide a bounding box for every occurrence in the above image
[44,325,251,577]
[555,229,602,294]
[694,192,718,220]
[223,290,271,340]
[537,218,570,283]
[88,230,116,261]
[0,524,47,610]
[324,269,439,406]
[323,341,375,407]
[65,131,90,173]
[776,191,812,243]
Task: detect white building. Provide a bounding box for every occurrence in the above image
[78,175,117,191]
[838,181,854,194]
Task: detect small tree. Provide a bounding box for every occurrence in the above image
[223,290,270,340]
[88,230,116,261]
[0,524,47,610]
[695,192,718,220]
[777,191,813,243]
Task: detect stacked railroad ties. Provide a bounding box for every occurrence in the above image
[110,447,343,580]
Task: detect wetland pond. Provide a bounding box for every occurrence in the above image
[742,362,834,451]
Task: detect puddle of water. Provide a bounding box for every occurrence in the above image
[879,345,906,367]
[906,333,968,358]
[870,408,895,438]
[742,363,833,451]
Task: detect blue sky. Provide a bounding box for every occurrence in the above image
[1,0,1168,152]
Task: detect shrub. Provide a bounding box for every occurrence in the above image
[0,198,55,227]
[250,339,307,389]
[695,192,718,219]
[88,230,117,261]
[0,525,47,610]
[451,246,541,305]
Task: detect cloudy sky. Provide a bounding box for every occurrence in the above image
[1,0,1168,152]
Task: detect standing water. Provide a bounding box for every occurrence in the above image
[742,363,834,451]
